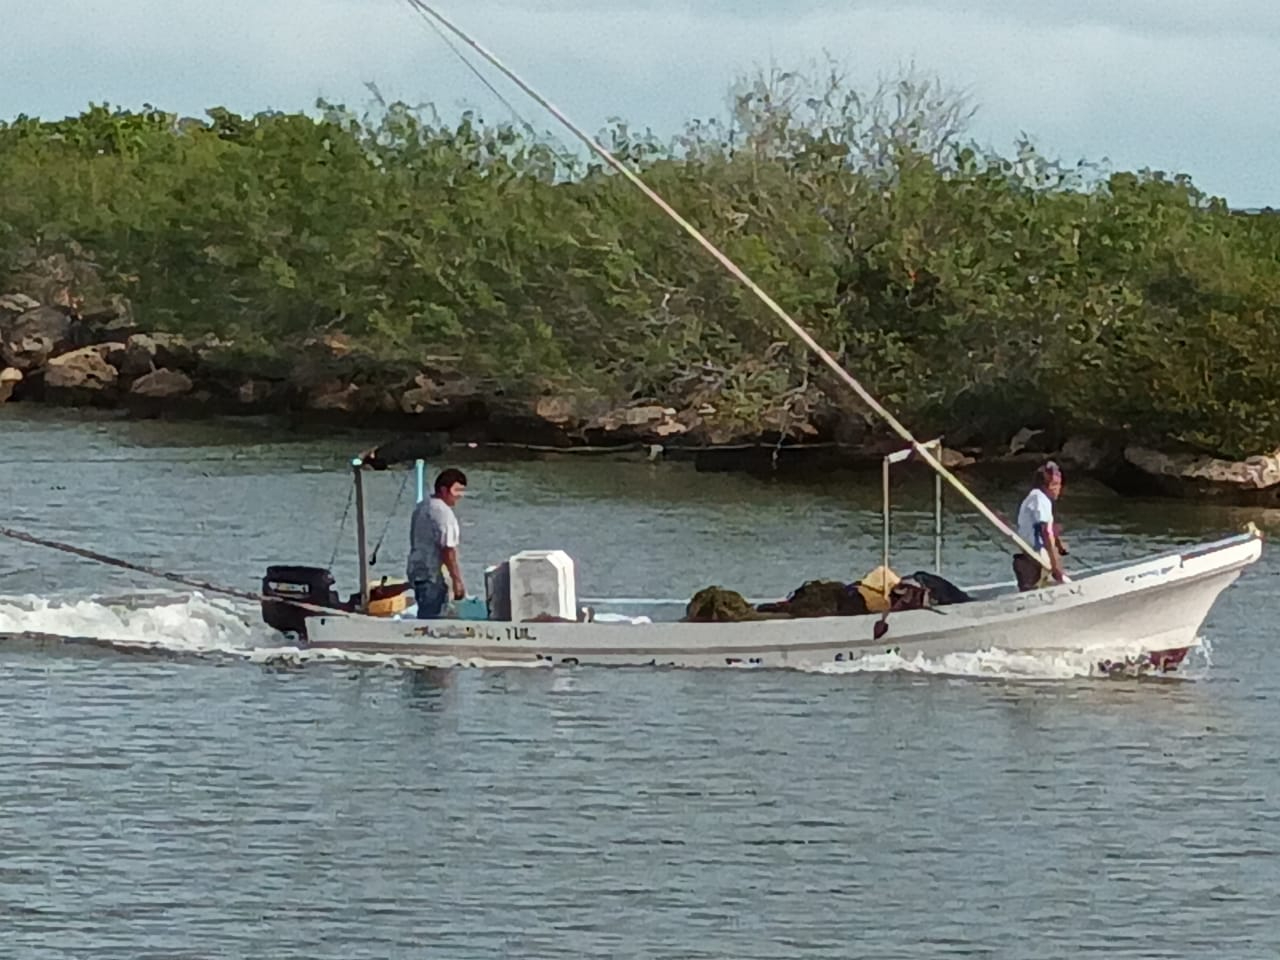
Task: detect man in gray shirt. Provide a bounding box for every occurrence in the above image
[407,468,467,618]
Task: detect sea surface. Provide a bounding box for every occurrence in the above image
[2,408,1279,959]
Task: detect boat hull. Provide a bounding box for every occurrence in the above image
[301,533,1261,671]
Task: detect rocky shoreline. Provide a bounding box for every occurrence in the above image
[4,291,1280,505]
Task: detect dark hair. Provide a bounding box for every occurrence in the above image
[434,468,468,493]
[1033,460,1062,489]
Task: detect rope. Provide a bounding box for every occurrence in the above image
[399,0,1050,572]
[402,0,577,170]
[327,479,356,569]
[369,468,411,566]
[0,524,354,618]
[6,455,344,465]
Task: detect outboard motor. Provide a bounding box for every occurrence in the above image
[261,565,343,638]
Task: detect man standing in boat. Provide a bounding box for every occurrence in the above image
[1013,461,1068,591]
[407,468,468,618]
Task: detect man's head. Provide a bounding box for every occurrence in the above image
[433,467,468,507]
[1034,460,1063,500]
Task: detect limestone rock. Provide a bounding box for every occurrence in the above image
[939,447,976,470]
[0,293,40,320]
[110,335,157,379]
[308,381,359,412]
[588,404,688,440]
[1123,445,1280,500]
[148,333,197,371]
[534,395,580,426]
[45,346,118,391]
[400,374,444,414]
[0,367,21,403]
[1009,427,1044,455]
[400,372,479,415]
[130,367,193,399]
[1060,435,1115,473]
[88,341,126,361]
[1,305,74,371]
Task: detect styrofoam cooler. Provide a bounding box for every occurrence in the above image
[508,549,577,622]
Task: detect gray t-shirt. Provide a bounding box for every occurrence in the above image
[406,497,460,585]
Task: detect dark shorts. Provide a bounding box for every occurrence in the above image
[1012,554,1044,592]
[413,579,449,619]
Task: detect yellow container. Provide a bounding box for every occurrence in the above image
[856,564,900,613]
[367,580,412,618]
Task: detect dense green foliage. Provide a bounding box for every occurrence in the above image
[2,73,1278,455]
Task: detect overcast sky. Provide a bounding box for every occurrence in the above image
[2,0,1273,207]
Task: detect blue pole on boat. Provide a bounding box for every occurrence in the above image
[415,459,426,503]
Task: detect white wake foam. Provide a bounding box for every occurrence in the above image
[811,640,1210,681]
[0,591,269,657]
[0,592,555,670]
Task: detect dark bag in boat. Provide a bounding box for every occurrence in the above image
[755,580,868,618]
[907,571,972,606]
[887,572,973,612]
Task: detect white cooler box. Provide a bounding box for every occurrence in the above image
[505,549,577,622]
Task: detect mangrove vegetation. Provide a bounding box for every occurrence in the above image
[1,66,1278,457]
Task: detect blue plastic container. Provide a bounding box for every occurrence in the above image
[452,596,489,620]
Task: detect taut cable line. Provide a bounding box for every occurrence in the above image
[400,0,1047,568]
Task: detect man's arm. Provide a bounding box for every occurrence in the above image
[441,546,465,600]
[1036,522,1066,583]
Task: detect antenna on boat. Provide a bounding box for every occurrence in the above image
[400,0,1048,571]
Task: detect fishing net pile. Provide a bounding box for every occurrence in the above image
[683,569,972,622]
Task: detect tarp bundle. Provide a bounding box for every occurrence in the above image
[685,580,868,622]
[684,572,972,623]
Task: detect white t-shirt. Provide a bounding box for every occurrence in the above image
[1016,488,1054,552]
[406,496,460,585]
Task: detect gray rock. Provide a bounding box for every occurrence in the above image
[129,367,193,399]
[0,293,40,320]
[110,336,156,379]
[1,305,74,371]
[148,333,197,371]
[1009,427,1044,455]
[308,381,359,412]
[1124,445,1280,499]
[1060,435,1115,473]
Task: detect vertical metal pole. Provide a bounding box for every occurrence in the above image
[935,472,943,573]
[352,460,371,614]
[882,455,891,576]
[415,459,426,504]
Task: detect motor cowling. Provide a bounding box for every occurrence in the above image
[261,565,343,638]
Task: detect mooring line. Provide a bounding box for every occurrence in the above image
[0,525,354,617]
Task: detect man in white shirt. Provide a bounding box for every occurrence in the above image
[1013,461,1067,591]
[407,468,467,618]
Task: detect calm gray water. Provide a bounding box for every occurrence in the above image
[3,408,1280,959]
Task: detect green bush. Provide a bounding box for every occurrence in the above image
[1,74,1277,457]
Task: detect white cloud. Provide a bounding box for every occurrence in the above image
[0,0,1273,206]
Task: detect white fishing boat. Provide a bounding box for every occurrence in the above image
[297,534,1260,672]
[255,439,1262,674]
[245,5,1262,674]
